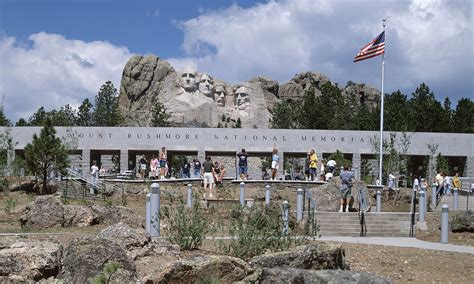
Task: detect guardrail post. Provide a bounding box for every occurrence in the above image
[296,188,304,222]
[453,188,458,210]
[419,190,426,222]
[265,185,271,207]
[282,200,289,235]
[145,192,151,233]
[440,204,449,244]
[240,182,245,207]
[431,183,437,208]
[187,184,193,208]
[150,183,160,237]
[376,190,381,212]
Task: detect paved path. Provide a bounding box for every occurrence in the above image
[318,236,474,254]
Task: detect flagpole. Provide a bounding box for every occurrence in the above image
[378,19,386,184]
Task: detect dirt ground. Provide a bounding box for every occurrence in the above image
[1,189,473,283]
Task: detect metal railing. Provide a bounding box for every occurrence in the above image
[356,185,367,237]
[301,188,318,236]
[63,168,125,200]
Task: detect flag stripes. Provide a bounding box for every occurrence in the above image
[354,31,385,62]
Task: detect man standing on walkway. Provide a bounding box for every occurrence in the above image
[339,164,354,212]
[202,156,215,198]
[90,161,99,195]
[237,149,249,180]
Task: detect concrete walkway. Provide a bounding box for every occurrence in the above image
[318,236,474,254]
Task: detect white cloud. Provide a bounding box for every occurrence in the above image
[168,0,472,100]
[0,32,131,121]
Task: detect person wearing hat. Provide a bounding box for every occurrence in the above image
[202,156,215,198]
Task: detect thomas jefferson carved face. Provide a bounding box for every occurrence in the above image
[198,73,214,97]
[180,68,197,92]
[234,86,250,110]
[214,85,226,107]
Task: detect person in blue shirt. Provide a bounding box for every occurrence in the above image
[271,146,279,180]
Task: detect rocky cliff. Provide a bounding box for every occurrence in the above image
[118,55,380,128]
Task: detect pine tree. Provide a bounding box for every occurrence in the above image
[0,109,10,126]
[150,99,171,127]
[93,81,123,126]
[24,118,69,193]
[77,98,94,126]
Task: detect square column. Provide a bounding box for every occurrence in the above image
[352,153,361,180]
[466,156,474,178]
[120,149,129,172]
[81,149,91,176]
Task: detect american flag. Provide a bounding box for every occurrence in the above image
[354,31,385,62]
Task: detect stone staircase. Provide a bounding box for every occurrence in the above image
[436,194,474,211]
[315,212,416,237]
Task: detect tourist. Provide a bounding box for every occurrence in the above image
[159,147,167,178]
[262,168,270,180]
[271,145,279,180]
[327,159,337,174]
[214,163,226,184]
[193,158,201,178]
[304,152,310,181]
[309,149,318,181]
[139,155,147,178]
[339,164,354,212]
[202,156,215,198]
[150,156,158,179]
[413,176,420,191]
[181,159,191,179]
[436,170,444,199]
[452,173,461,191]
[99,165,106,176]
[325,171,333,181]
[388,172,395,191]
[90,161,99,194]
[443,173,451,196]
[237,148,249,180]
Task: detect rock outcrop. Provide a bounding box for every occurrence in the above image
[118,55,380,128]
[20,196,144,229]
[0,241,62,281]
[451,210,474,233]
[240,268,391,284]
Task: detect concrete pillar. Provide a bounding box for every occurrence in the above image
[149,183,160,237]
[352,153,361,179]
[145,193,151,233]
[282,200,289,235]
[278,151,284,180]
[465,156,474,178]
[376,191,381,212]
[440,204,449,244]
[240,182,245,206]
[419,190,426,222]
[296,188,304,222]
[453,188,458,210]
[187,184,193,208]
[265,185,271,206]
[120,149,129,172]
[81,149,91,176]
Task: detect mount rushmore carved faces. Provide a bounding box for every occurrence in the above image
[198,73,214,98]
[234,86,251,110]
[180,68,197,92]
[214,85,226,107]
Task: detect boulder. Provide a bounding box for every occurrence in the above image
[451,210,474,233]
[240,268,391,284]
[63,205,98,227]
[20,196,64,228]
[148,254,251,283]
[0,241,62,281]
[248,243,349,270]
[60,237,137,282]
[98,222,150,250]
[342,82,380,110]
[92,205,145,228]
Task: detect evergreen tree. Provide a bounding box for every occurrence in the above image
[436,153,449,175]
[298,87,319,129]
[15,118,27,126]
[52,104,77,126]
[150,99,171,127]
[24,118,69,193]
[0,109,10,126]
[453,98,474,133]
[235,117,242,128]
[77,98,94,126]
[407,83,445,132]
[384,90,411,131]
[93,81,123,126]
[27,107,48,126]
[270,99,300,129]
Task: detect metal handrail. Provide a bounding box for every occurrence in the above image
[357,185,367,237]
[409,188,416,237]
[65,168,123,196]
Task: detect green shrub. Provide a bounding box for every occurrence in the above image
[218,204,305,260]
[93,261,120,284]
[4,197,17,213]
[161,195,213,250]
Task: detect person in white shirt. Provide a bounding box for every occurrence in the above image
[443,174,451,196]
[325,171,333,181]
[90,161,99,194]
[327,159,337,174]
[413,177,420,191]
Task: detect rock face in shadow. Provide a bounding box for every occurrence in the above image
[59,237,137,282]
[20,196,64,228]
[248,243,349,270]
[240,268,391,284]
[0,241,62,282]
[451,210,474,233]
[118,55,380,128]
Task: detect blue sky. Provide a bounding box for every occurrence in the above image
[0,0,472,121]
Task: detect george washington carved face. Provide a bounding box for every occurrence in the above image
[180,68,197,92]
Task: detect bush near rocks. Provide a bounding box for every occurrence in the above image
[451,210,474,233]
